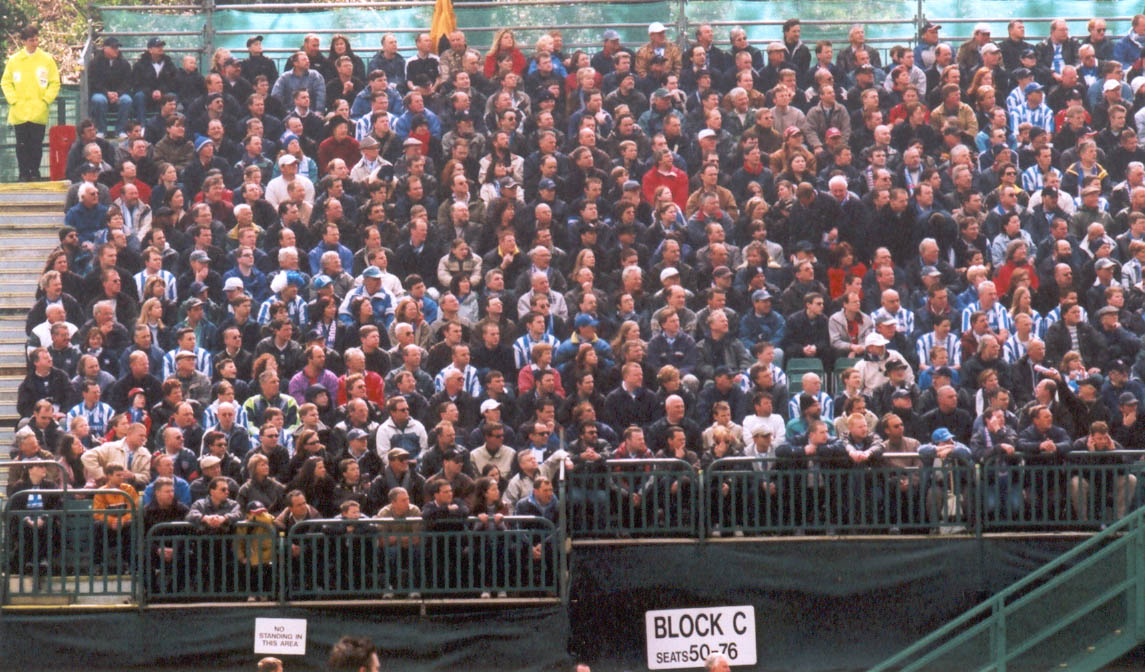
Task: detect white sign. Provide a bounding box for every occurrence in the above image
[645,605,756,669]
[254,618,307,655]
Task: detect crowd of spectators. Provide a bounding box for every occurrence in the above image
[9,16,1145,573]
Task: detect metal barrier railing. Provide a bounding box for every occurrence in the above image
[564,458,699,538]
[284,516,559,600]
[2,487,141,604]
[705,454,975,536]
[144,520,279,602]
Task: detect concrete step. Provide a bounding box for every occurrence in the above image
[0,212,65,226]
[0,261,49,273]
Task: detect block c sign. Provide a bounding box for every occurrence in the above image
[645,605,757,669]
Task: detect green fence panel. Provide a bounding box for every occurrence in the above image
[565,458,700,538]
[284,517,559,600]
[2,488,140,604]
[143,520,280,603]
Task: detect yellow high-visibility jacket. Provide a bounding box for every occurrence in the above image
[1,48,61,125]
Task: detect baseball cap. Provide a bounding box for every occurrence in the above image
[784,126,803,138]
[359,135,379,150]
[697,128,716,140]
[1104,79,1122,92]
[200,455,222,469]
[82,162,101,174]
[921,265,941,277]
[973,22,991,34]
[185,297,204,310]
[648,21,666,33]
[175,349,196,360]
[825,127,842,139]
[499,176,520,189]
[574,313,600,328]
[603,29,621,41]
[312,274,333,290]
[223,277,245,292]
[277,153,298,167]
[931,427,954,443]
[538,178,556,190]
[480,399,501,413]
[1095,258,1117,271]
[189,250,210,264]
[659,267,680,281]
[1024,82,1044,95]
[1119,392,1139,406]
[920,21,941,34]
[246,500,267,514]
[751,289,771,302]
[980,43,1000,55]
[246,35,264,47]
[189,281,207,296]
[387,447,411,461]
[147,37,166,48]
[347,428,369,441]
[361,266,383,279]
[864,333,889,347]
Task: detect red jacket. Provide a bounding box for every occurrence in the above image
[317,136,361,177]
[642,166,690,210]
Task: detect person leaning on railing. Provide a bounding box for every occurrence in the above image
[1068,421,1137,522]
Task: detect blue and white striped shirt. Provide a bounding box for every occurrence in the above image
[1005,86,1026,115]
[788,390,834,422]
[1123,258,1145,286]
[162,347,213,380]
[1002,333,1034,364]
[133,269,177,303]
[916,331,962,368]
[202,401,250,436]
[434,364,484,398]
[741,366,787,391]
[871,306,915,336]
[257,293,309,330]
[1021,165,1062,194]
[961,301,1014,335]
[512,333,559,370]
[64,400,116,436]
[1009,102,1054,135]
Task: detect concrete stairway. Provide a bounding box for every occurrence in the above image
[0,182,68,491]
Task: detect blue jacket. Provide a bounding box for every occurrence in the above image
[66,202,109,244]
[350,85,403,120]
[1112,32,1145,67]
[392,107,442,140]
[739,309,785,350]
[308,242,354,276]
[554,333,614,369]
[223,266,270,305]
[142,474,191,507]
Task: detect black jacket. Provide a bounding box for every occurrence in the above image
[89,54,133,95]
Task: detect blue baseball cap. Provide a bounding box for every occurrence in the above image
[931,427,954,443]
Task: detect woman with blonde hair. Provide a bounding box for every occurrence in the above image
[484,29,526,78]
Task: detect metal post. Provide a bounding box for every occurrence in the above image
[203,0,216,70]
[675,0,688,52]
[558,459,569,604]
[78,14,94,124]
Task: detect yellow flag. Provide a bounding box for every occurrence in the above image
[430,0,456,51]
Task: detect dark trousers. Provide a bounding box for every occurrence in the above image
[14,122,45,181]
